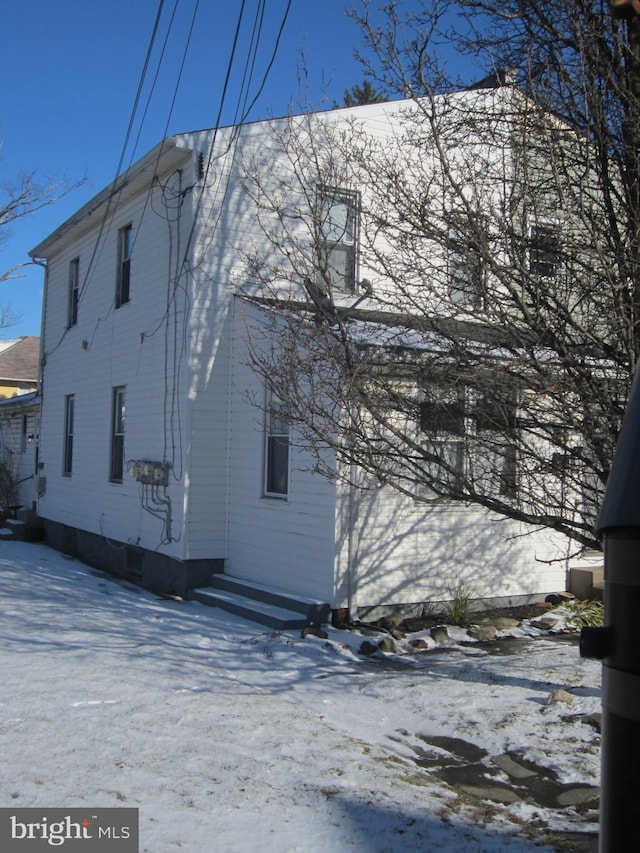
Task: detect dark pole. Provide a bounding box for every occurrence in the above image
[581,360,640,852]
[578,6,640,852]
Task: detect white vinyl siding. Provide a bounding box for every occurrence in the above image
[223,305,337,603]
[336,480,567,613]
[36,157,191,558]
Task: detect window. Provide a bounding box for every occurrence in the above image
[63,395,74,476]
[474,389,518,497]
[448,228,486,308]
[551,449,581,475]
[116,224,132,307]
[528,223,562,278]
[264,392,289,497]
[20,415,28,454]
[420,385,466,436]
[68,257,79,327]
[419,385,467,488]
[475,387,518,434]
[110,387,126,482]
[317,188,359,292]
[419,381,518,497]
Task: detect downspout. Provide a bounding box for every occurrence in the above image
[31,258,48,392]
[31,258,48,506]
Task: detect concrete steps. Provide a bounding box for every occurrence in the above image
[190,574,331,631]
[0,512,44,542]
[0,518,25,541]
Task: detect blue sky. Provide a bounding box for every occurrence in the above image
[1,1,484,340]
[1,0,370,338]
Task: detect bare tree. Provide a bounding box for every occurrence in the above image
[237,1,640,552]
[1,151,84,292]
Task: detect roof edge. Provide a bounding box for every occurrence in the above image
[29,136,193,258]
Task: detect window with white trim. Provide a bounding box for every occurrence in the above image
[63,395,74,476]
[448,227,486,308]
[110,386,126,483]
[474,387,518,497]
[419,384,467,488]
[528,222,562,278]
[419,381,518,497]
[264,392,289,497]
[68,257,79,327]
[316,187,359,292]
[116,224,132,307]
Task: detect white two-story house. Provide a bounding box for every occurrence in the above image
[29,89,574,625]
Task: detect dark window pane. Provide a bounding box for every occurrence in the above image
[266,436,289,495]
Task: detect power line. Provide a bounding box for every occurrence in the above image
[189,0,293,267]
[46,0,173,357]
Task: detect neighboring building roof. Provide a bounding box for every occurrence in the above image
[0,337,40,383]
[0,390,39,412]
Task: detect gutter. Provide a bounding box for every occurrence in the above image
[29,137,193,259]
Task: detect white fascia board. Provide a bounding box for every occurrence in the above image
[29,136,194,259]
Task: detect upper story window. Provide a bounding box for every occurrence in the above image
[116,224,132,308]
[528,222,562,278]
[68,257,79,327]
[110,386,126,483]
[264,391,289,498]
[316,187,359,293]
[63,395,74,476]
[448,227,486,309]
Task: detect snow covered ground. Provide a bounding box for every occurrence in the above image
[0,541,601,852]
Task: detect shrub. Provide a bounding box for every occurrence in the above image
[442,582,476,627]
[0,461,18,512]
[559,599,604,628]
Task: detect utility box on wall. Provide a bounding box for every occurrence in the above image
[128,460,170,487]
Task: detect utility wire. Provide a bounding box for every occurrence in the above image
[153,0,293,492]
[181,0,249,253]
[44,0,171,363]
[127,0,182,173]
[191,0,293,266]
[116,0,168,181]
[129,0,201,259]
